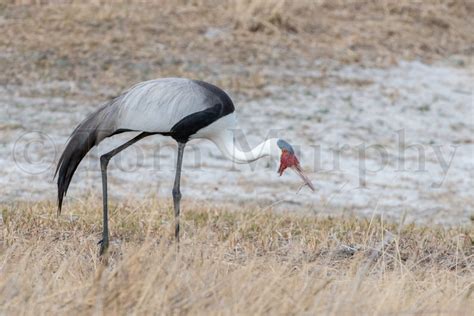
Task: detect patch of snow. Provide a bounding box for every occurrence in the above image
[0,60,472,225]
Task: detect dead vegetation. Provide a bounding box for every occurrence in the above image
[0,1,472,99]
[1,198,473,314]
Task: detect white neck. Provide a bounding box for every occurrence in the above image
[210,130,279,164]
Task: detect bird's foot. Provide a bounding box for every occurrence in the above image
[98,238,109,256]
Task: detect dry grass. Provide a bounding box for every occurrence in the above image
[1,198,473,314]
[0,1,472,99]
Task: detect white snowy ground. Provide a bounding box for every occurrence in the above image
[1,60,472,225]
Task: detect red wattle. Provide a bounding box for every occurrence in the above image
[278,151,299,176]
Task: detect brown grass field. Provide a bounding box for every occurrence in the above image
[1,198,473,314]
[1,0,472,99]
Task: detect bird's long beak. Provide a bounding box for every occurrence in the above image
[291,164,315,191]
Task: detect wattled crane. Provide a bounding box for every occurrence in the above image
[55,78,314,255]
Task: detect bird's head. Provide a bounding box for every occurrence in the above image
[276,139,315,191]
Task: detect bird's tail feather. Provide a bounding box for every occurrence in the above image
[55,104,115,214]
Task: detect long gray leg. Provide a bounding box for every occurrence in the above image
[99,132,151,256]
[173,142,186,242]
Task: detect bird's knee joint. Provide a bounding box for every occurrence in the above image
[100,155,110,169]
[172,188,181,200]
